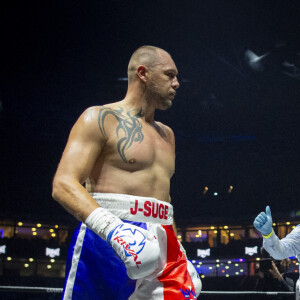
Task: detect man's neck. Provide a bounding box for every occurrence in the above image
[123,89,156,123]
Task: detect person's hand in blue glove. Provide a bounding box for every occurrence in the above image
[253,206,273,236]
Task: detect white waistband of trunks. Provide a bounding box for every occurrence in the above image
[90,193,173,225]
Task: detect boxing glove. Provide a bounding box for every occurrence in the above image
[85,207,160,279]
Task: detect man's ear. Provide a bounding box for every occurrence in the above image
[137,65,148,82]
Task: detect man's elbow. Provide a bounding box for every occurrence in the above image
[52,176,67,203]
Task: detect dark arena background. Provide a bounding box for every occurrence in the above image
[0,0,300,299]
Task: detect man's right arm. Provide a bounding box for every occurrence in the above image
[52,107,161,279]
[52,106,105,222]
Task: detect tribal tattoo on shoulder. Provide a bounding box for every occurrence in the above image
[97,107,144,162]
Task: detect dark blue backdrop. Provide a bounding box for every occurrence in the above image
[1,0,299,226]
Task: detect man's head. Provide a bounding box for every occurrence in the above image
[128,46,179,110]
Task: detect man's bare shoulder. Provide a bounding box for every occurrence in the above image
[81,103,117,119]
[78,102,122,125]
[75,102,128,139]
[155,121,175,144]
[156,121,174,136]
[71,105,113,137]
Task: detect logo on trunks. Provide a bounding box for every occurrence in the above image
[130,199,168,220]
[180,286,197,299]
[112,224,146,268]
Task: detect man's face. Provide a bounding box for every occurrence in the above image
[146,52,180,110]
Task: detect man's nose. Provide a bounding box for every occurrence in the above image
[172,77,180,89]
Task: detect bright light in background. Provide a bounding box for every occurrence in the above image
[197,249,210,258]
[244,49,270,72]
[245,246,258,256]
[214,192,218,196]
[0,245,6,254]
[46,247,60,258]
[17,222,23,226]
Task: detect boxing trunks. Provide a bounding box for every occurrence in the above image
[62,193,201,300]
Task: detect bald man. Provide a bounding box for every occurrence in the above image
[53,46,201,300]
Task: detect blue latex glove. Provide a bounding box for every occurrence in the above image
[253,206,273,236]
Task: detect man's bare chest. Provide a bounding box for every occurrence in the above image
[97,106,175,173]
[104,130,174,170]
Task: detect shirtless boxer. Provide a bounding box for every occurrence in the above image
[52,45,201,299]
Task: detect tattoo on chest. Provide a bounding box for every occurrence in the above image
[98,107,144,162]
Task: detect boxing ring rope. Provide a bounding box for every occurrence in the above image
[0,286,298,298]
[201,291,295,296]
[0,285,63,293]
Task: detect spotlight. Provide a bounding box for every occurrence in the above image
[245,49,269,72]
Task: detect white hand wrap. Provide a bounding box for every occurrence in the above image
[85,207,123,240]
[85,207,160,279]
